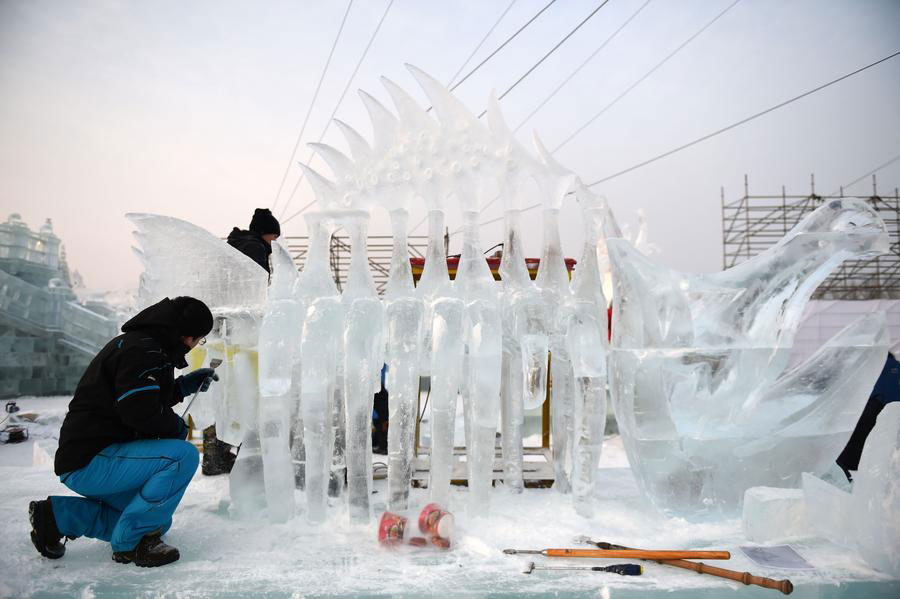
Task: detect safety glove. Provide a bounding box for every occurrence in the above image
[176,368,220,397]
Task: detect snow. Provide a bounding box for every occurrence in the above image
[1,398,898,598]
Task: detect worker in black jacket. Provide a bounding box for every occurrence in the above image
[29,296,218,567]
[226,208,280,273]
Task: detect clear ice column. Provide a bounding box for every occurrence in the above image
[456,210,502,515]
[383,208,425,511]
[536,207,574,494]
[258,297,303,522]
[341,212,385,524]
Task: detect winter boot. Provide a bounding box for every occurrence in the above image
[29,498,66,559]
[112,532,180,567]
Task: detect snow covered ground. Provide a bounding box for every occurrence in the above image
[1,397,898,598]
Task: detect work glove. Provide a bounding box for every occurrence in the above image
[176,368,219,397]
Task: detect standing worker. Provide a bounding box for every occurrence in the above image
[29,296,219,567]
[227,207,281,273]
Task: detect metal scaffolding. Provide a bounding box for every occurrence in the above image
[722,174,900,299]
[281,234,428,296]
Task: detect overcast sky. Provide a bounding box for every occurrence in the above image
[1,0,898,291]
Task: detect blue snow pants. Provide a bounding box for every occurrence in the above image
[50,439,199,552]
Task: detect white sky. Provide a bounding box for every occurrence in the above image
[1,0,898,291]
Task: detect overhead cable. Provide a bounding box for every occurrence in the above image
[475,0,612,119]
[445,0,559,95]
[552,0,743,153]
[830,151,900,197]
[447,0,519,88]
[279,0,395,220]
[513,0,653,133]
[586,49,900,187]
[271,0,355,213]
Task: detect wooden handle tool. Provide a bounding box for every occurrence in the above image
[572,538,792,595]
[503,548,731,560]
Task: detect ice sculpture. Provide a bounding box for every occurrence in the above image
[487,94,549,494]
[563,183,610,517]
[803,402,900,576]
[127,213,267,311]
[531,139,577,495]
[295,212,344,524]
[257,240,302,522]
[608,198,891,518]
[339,210,385,523]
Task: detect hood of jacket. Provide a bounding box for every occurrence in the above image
[121,298,191,367]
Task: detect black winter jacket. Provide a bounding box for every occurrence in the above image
[227,228,271,273]
[54,300,192,475]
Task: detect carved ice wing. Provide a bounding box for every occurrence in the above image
[126,213,267,310]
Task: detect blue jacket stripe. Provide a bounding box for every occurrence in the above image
[115,385,160,402]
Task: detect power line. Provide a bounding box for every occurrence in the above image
[446,0,558,95]
[279,0,395,220]
[512,0,653,133]
[831,151,900,197]
[552,0,743,153]
[271,0,355,214]
[447,0,519,88]
[411,0,616,232]
[586,49,900,187]
[475,0,611,119]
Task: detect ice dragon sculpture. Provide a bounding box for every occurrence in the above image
[607,198,890,518]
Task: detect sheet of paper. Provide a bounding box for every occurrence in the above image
[740,545,815,570]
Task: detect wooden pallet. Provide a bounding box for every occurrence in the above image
[411,446,555,489]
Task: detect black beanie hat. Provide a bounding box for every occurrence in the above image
[171,296,214,338]
[249,208,280,236]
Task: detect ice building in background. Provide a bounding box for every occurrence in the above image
[0,213,118,397]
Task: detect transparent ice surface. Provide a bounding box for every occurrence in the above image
[296,212,344,523]
[257,242,302,522]
[383,209,425,512]
[564,204,609,517]
[456,211,502,515]
[340,212,385,524]
[608,198,891,518]
[803,402,900,577]
[741,486,808,543]
[127,213,267,310]
[499,209,545,492]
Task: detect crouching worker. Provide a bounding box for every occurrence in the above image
[29,296,219,567]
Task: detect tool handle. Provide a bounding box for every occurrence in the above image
[692,562,793,595]
[546,548,731,560]
[595,564,643,576]
[592,542,792,595]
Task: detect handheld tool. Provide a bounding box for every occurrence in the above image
[181,358,223,418]
[573,536,792,595]
[523,561,642,576]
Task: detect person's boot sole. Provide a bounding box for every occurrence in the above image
[29,501,64,559]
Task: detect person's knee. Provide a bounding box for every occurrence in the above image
[175,440,200,474]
